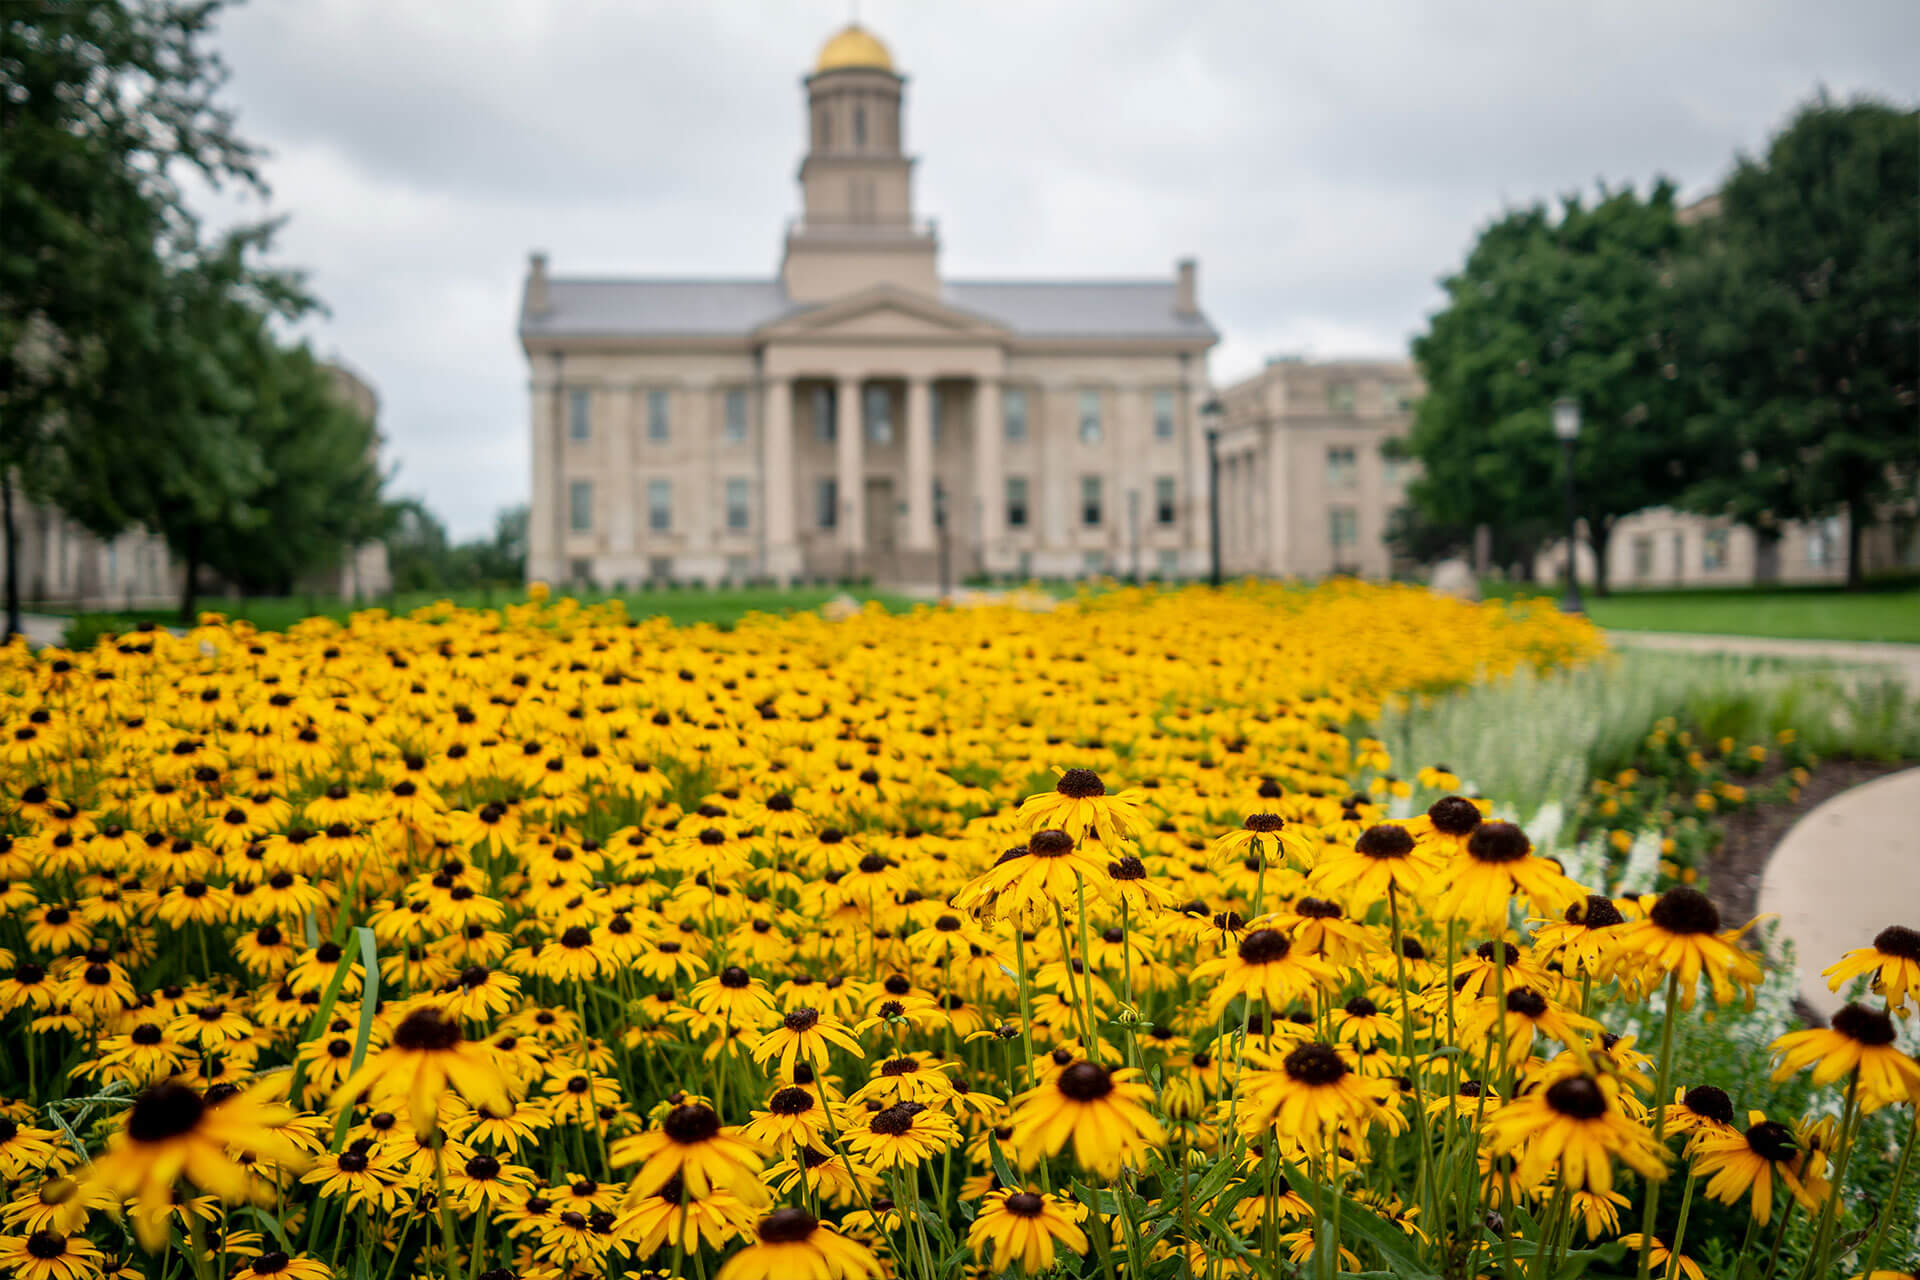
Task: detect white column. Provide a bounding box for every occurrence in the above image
[606,385,634,554]
[972,376,1000,565]
[763,376,800,582]
[904,376,934,551]
[684,382,714,559]
[837,376,864,553]
[527,357,561,583]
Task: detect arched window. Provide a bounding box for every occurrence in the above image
[853,102,867,148]
[818,107,831,149]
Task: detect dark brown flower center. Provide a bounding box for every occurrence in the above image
[1056,1061,1115,1102]
[1427,795,1482,836]
[1003,1191,1046,1217]
[1282,1044,1347,1086]
[1056,769,1105,799]
[1466,821,1530,864]
[662,1104,721,1145]
[1682,1085,1734,1126]
[1028,829,1075,857]
[1831,1002,1896,1047]
[1354,825,1414,860]
[1237,929,1292,965]
[392,1007,462,1052]
[127,1083,206,1143]
[26,1233,67,1261]
[757,1206,818,1243]
[1244,813,1285,833]
[1746,1120,1798,1162]
[783,1007,820,1032]
[1505,988,1548,1018]
[769,1087,815,1116]
[1874,924,1920,961]
[1568,895,1624,929]
[1544,1076,1606,1120]
[868,1101,925,1135]
[1649,886,1721,936]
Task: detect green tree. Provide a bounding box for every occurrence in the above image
[1675,95,1919,588]
[0,0,260,635]
[382,497,453,593]
[1408,182,1706,594]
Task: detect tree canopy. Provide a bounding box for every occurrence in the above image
[1674,95,1919,586]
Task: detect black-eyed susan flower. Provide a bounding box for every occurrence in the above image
[0,1230,104,1280]
[1017,769,1145,846]
[1769,1002,1920,1111]
[611,1102,765,1203]
[1238,1042,1397,1141]
[1432,820,1583,930]
[1482,1072,1666,1195]
[615,1172,759,1257]
[715,1207,881,1280]
[1607,886,1764,1010]
[82,1083,308,1249]
[1308,823,1439,911]
[749,1006,863,1077]
[952,830,1113,927]
[1007,1061,1162,1178]
[844,1100,959,1170]
[1822,924,1920,1014]
[1690,1111,1829,1226]
[965,1188,1089,1275]
[329,1006,510,1135]
[1190,927,1340,1018]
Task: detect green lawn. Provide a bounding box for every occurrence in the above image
[1495,582,1920,644]
[54,585,915,644]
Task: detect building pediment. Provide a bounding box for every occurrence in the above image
[755,286,1008,342]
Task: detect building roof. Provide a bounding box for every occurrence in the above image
[815,23,894,74]
[522,277,1216,343]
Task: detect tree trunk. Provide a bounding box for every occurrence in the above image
[1845,498,1866,591]
[179,529,201,624]
[1587,520,1613,598]
[1,474,19,641]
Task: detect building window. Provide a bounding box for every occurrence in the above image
[567,388,591,442]
[1330,505,1358,549]
[1081,475,1104,527]
[1154,475,1177,526]
[811,385,835,443]
[816,477,838,530]
[1702,528,1729,571]
[1006,476,1030,529]
[1633,535,1654,579]
[1003,387,1028,443]
[1156,548,1182,578]
[929,386,943,446]
[647,555,672,584]
[568,480,593,533]
[568,557,592,584]
[724,388,748,444]
[1808,516,1843,568]
[1078,390,1103,444]
[725,478,750,531]
[864,384,893,445]
[1328,382,1357,415]
[854,103,867,148]
[1380,380,1413,414]
[1152,388,1176,440]
[646,389,670,443]
[1082,550,1105,576]
[1671,533,1684,578]
[1382,448,1411,488]
[1326,446,1358,489]
[647,478,672,532]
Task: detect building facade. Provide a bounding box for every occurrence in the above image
[520,24,1219,587]
[6,359,391,613]
[1213,356,1422,579]
[1536,507,1912,589]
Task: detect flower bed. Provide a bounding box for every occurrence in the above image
[0,583,1912,1280]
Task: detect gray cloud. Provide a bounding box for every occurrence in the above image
[197,0,1918,537]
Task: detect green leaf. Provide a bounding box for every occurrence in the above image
[350,926,380,1074]
[1334,1194,1442,1280]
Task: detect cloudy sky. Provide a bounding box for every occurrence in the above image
[195,1,1918,538]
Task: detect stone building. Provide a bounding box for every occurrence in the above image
[6,359,391,613]
[519,23,1219,587]
[1212,356,1422,579]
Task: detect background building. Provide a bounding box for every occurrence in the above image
[1213,356,1422,579]
[7,358,390,613]
[520,24,1218,587]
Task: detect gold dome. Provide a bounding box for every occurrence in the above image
[814,23,893,74]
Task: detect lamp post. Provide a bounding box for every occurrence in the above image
[934,480,951,599]
[1201,397,1224,587]
[1552,395,1583,614]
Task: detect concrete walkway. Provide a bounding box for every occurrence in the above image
[1607,629,1920,686]
[1758,766,1920,1019]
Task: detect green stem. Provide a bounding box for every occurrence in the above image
[1861,1104,1920,1274]
[1664,1169,1697,1280]
[1800,1070,1862,1280]
[1635,971,1682,1280]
